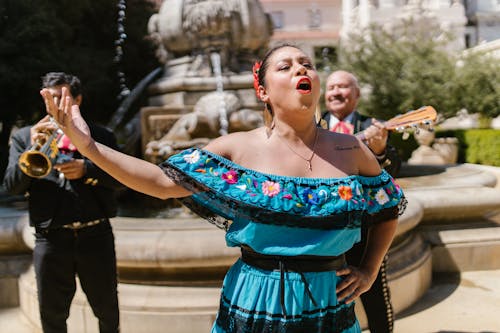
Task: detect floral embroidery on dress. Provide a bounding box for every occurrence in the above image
[375,188,390,205]
[301,188,319,205]
[183,150,200,164]
[262,181,281,197]
[338,186,353,201]
[222,170,239,184]
[162,148,405,222]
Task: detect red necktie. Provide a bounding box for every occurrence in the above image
[331,121,354,135]
[57,134,77,153]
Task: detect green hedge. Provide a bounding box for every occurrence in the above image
[390,129,500,166]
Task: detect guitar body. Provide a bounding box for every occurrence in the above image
[355,106,437,141]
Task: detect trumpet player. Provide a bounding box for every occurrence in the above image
[3,72,123,333]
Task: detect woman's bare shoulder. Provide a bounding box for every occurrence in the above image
[320,130,381,176]
[322,130,360,152]
[354,137,382,176]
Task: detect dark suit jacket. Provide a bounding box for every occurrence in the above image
[3,123,124,229]
[321,110,401,177]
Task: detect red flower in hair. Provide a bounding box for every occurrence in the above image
[252,61,261,98]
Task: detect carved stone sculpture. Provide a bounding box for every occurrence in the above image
[141,0,273,163]
[147,0,273,75]
[408,128,458,165]
[145,91,263,163]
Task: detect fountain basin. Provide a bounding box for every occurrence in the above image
[3,163,500,332]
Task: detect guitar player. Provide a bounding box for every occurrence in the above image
[321,70,402,333]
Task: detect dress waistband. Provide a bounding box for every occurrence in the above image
[241,247,346,272]
[240,247,346,318]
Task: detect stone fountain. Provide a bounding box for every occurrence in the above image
[141,0,273,164]
[1,1,500,332]
[5,163,500,332]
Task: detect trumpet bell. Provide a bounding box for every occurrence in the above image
[19,118,64,178]
[18,134,60,178]
[18,150,54,178]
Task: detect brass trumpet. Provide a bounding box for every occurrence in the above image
[18,120,65,178]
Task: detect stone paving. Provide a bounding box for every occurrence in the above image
[394,270,500,333]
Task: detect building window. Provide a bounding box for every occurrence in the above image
[270,11,284,29]
[309,9,322,28]
[465,34,471,48]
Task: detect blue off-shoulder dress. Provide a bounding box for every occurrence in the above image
[160,148,405,333]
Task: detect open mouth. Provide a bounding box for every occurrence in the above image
[329,96,344,103]
[296,78,312,94]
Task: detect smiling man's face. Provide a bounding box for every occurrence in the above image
[324,71,360,120]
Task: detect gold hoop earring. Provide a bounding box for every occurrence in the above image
[264,104,274,138]
[315,106,328,129]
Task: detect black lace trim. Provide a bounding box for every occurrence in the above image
[178,196,233,231]
[162,162,404,231]
[364,194,407,226]
[162,164,230,230]
[398,195,408,217]
[161,161,208,194]
[216,294,357,333]
[365,206,398,225]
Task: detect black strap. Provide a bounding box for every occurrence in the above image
[240,247,346,318]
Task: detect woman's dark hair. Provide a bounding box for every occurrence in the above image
[257,43,302,89]
[41,72,82,98]
[255,43,303,133]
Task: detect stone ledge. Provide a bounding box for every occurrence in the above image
[421,224,500,272]
[405,187,500,222]
[397,163,498,189]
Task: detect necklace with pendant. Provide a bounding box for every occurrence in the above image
[277,128,319,171]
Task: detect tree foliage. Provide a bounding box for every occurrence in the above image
[0,0,158,175]
[334,19,499,121]
[0,0,158,125]
[452,53,500,119]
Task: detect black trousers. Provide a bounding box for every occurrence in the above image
[33,220,119,333]
[346,228,393,333]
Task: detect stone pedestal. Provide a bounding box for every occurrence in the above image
[421,220,500,272]
[0,207,32,308]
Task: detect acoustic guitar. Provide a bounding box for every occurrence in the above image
[355,105,437,141]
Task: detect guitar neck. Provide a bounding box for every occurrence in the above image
[354,106,437,141]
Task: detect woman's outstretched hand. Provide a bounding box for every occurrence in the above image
[40,87,94,156]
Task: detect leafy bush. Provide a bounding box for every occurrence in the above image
[436,129,500,166]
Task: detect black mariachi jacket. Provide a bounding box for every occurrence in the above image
[321,110,402,177]
[3,123,124,229]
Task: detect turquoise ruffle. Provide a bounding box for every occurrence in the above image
[164,148,404,220]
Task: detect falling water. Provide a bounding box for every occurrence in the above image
[210,52,229,136]
[114,0,130,100]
